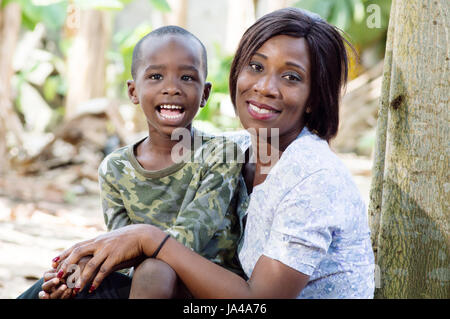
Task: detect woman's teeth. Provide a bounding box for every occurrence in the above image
[249,103,277,114]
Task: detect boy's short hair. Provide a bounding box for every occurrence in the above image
[229,8,354,142]
[131,25,208,80]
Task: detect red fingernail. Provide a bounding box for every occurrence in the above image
[57,270,64,279]
[73,287,80,294]
[52,256,60,263]
[89,285,96,293]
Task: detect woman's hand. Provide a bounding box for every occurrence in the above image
[39,256,92,299]
[52,224,163,294]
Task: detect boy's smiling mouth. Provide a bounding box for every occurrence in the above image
[156,104,187,124]
[157,104,185,118]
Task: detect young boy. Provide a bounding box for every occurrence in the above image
[18,26,244,299]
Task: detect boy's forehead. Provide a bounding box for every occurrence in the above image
[139,34,203,67]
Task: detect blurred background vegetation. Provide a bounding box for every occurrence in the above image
[0,0,391,298]
[0,0,391,176]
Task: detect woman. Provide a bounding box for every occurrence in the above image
[38,7,375,299]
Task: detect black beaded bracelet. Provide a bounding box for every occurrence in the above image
[151,234,171,258]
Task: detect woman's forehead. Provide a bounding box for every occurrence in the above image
[254,35,310,69]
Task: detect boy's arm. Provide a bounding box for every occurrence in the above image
[98,161,132,231]
[164,140,242,253]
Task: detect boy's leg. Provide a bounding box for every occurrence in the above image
[17,272,132,299]
[129,258,187,299]
[74,271,131,299]
[17,278,44,299]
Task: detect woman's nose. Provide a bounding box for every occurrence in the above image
[254,74,279,98]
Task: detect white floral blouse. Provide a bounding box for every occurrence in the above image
[224,127,375,299]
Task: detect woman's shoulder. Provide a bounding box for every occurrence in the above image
[278,128,341,177]
[272,129,362,202]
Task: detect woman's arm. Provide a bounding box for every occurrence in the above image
[152,227,310,298]
[55,224,309,298]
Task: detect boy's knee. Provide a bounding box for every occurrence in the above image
[131,258,177,298]
[134,258,177,281]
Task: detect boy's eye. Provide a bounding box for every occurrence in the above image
[181,75,195,81]
[282,73,302,82]
[249,62,263,72]
[148,74,163,80]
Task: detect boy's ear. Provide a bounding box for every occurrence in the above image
[200,82,212,108]
[127,80,139,105]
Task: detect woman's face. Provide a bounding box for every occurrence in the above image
[235,35,311,146]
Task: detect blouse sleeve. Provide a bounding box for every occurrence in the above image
[263,169,335,276]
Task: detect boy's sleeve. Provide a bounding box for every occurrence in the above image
[98,158,132,231]
[164,139,242,252]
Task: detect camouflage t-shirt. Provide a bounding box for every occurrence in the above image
[98,129,244,275]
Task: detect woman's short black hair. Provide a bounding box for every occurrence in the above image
[229,7,353,142]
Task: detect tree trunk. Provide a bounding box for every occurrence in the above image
[368,0,449,298]
[0,1,22,174]
[64,9,110,121]
[162,0,188,27]
[225,0,256,54]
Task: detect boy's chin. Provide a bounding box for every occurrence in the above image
[156,123,193,139]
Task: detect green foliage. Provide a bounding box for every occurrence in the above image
[148,0,171,12]
[9,0,171,131]
[194,44,240,132]
[74,0,126,10]
[110,23,153,95]
[11,0,67,31]
[294,0,391,48]
[9,0,170,31]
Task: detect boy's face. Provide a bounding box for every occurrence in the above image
[128,35,211,137]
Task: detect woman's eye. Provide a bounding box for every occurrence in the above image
[249,62,263,72]
[149,74,162,80]
[283,73,302,82]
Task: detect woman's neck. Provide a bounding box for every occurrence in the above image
[247,126,303,189]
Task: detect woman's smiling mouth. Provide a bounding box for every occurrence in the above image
[247,100,281,120]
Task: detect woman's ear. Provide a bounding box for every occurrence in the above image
[200,82,212,108]
[127,80,139,104]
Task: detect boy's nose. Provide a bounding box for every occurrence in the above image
[162,83,181,96]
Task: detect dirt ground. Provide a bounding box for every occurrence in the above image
[0,153,373,299]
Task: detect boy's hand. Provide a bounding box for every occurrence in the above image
[39,269,73,299]
[39,256,92,299]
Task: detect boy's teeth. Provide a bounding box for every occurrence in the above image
[160,104,183,110]
[160,113,183,119]
[158,104,184,120]
[249,103,276,114]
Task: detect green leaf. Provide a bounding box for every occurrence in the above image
[148,0,171,12]
[293,0,334,19]
[74,0,124,10]
[16,0,67,31]
[43,76,59,101]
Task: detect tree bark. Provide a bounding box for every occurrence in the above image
[225,0,256,54]
[368,0,449,298]
[162,0,188,27]
[0,1,22,174]
[64,9,110,121]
